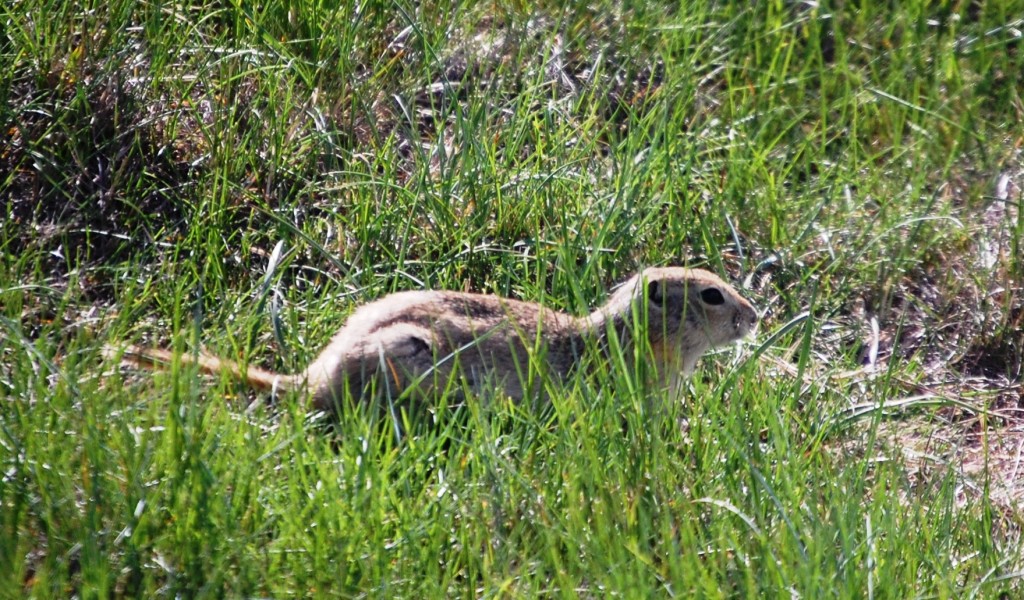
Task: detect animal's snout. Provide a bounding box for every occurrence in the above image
[734,304,759,336]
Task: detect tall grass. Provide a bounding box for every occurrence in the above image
[2,0,1023,596]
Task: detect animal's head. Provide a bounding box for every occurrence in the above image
[610,267,759,374]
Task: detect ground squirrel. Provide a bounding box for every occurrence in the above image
[113,267,758,411]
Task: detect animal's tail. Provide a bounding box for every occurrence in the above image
[105,344,294,391]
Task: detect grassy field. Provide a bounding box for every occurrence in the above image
[3,0,1024,596]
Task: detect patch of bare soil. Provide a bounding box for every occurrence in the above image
[792,162,1024,519]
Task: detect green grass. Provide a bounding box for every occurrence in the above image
[3,0,1024,596]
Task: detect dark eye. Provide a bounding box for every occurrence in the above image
[700,288,725,306]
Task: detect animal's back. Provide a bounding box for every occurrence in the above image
[303,290,581,410]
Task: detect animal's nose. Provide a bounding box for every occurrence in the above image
[737,305,759,332]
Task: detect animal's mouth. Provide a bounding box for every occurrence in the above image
[741,320,758,338]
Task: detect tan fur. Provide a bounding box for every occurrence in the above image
[112,346,286,391]
[112,267,758,411]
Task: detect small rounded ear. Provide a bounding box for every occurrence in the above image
[647,279,664,305]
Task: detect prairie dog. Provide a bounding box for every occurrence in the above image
[114,267,758,411]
